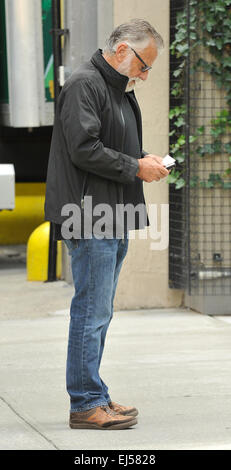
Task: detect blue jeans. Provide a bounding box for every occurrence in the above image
[63,236,129,412]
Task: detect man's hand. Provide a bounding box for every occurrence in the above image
[136,155,169,182]
[144,154,164,165]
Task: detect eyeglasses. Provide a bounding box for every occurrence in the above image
[129,46,152,73]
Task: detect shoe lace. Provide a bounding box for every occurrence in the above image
[100,405,117,416]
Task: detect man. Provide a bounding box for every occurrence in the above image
[45,19,169,430]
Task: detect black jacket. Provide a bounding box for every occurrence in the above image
[44,49,148,237]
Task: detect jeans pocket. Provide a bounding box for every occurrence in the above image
[63,238,79,255]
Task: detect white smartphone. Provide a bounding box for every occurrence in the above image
[163,154,176,170]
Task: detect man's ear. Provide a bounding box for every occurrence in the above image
[115,43,129,63]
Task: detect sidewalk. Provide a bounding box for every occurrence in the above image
[1,247,231,449]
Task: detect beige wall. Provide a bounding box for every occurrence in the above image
[113,0,183,309]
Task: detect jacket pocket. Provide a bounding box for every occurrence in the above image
[82,172,121,209]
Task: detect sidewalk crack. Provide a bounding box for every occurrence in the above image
[0,395,59,450]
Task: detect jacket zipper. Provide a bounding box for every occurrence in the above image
[120,104,125,243]
[120,106,125,153]
[81,172,88,209]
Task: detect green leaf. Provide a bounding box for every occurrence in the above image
[210,126,225,138]
[223,57,231,68]
[214,3,226,12]
[171,82,182,97]
[175,152,185,163]
[190,32,197,41]
[217,109,229,118]
[223,17,231,27]
[190,176,199,188]
[206,181,215,188]
[213,141,223,153]
[196,126,205,135]
[197,144,211,156]
[199,181,206,188]
[175,28,187,42]
[206,38,216,47]
[216,39,223,51]
[208,173,223,184]
[169,105,186,119]
[177,135,186,146]
[175,178,186,190]
[223,182,231,189]
[176,43,189,55]
[206,18,216,32]
[189,135,198,143]
[175,116,185,128]
[197,141,222,156]
[200,180,214,188]
[173,68,183,78]
[167,169,180,184]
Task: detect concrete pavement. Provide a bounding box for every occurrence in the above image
[2,309,231,450]
[1,245,231,450]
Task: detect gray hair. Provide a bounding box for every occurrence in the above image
[103,19,164,55]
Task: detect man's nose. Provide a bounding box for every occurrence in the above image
[140,70,149,81]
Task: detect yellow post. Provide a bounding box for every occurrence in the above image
[27,221,62,281]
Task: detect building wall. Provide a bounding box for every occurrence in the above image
[112,0,183,309]
[62,0,183,309]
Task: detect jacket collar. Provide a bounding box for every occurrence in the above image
[91,49,129,93]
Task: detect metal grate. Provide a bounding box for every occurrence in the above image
[169,0,187,289]
[169,0,231,297]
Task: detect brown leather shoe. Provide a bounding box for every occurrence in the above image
[69,405,137,430]
[108,401,138,417]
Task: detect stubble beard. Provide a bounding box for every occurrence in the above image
[125,77,144,92]
[116,56,144,92]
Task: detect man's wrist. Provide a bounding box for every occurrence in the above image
[136,159,141,176]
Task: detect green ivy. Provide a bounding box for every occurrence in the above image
[169,0,231,189]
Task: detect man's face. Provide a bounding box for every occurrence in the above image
[117,40,158,92]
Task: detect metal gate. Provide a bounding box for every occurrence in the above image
[169,0,231,314]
